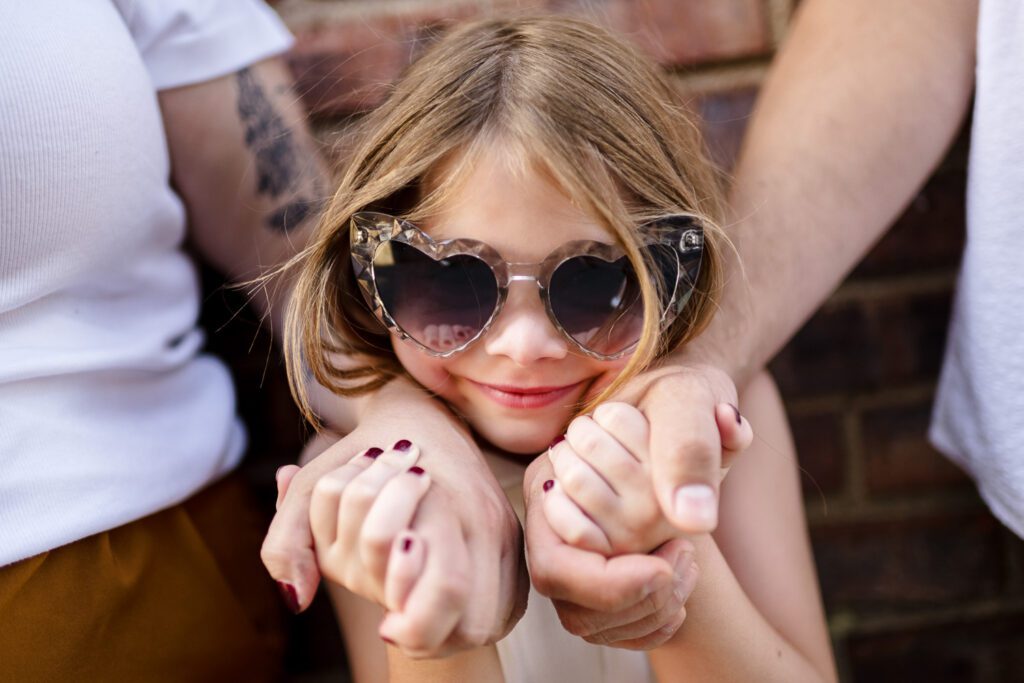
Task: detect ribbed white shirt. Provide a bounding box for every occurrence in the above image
[0,0,292,565]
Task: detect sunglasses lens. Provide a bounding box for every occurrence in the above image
[549,256,642,356]
[372,241,498,352]
[549,247,680,356]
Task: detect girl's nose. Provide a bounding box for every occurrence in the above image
[483,284,568,365]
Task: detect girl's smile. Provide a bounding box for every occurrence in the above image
[464,379,587,410]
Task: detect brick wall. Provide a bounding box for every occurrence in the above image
[204,1,1024,680]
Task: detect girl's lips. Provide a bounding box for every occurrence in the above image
[468,380,584,409]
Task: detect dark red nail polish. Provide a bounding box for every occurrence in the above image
[364,447,383,459]
[730,404,742,425]
[402,537,413,552]
[393,439,412,452]
[549,435,565,449]
[543,479,554,492]
[277,581,300,614]
[408,465,425,476]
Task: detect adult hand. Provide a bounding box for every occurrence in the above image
[615,363,753,533]
[524,455,699,649]
[261,403,527,655]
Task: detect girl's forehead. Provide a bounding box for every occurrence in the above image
[420,144,615,260]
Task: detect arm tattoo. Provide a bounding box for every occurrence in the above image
[266,196,325,234]
[236,67,322,233]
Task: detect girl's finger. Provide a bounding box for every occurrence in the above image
[308,448,378,550]
[591,402,650,462]
[384,531,427,612]
[378,502,468,654]
[582,556,697,646]
[564,415,645,494]
[335,441,421,557]
[594,604,688,651]
[549,440,621,525]
[359,466,431,584]
[274,464,301,510]
[541,479,613,555]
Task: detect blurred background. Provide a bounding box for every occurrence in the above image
[199,1,1024,680]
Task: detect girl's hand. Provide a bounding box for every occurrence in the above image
[544,402,674,555]
[264,423,527,657]
[307,440,431,607]
[524,455,700,650]
[543,402,752,556]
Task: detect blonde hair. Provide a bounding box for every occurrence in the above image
[283,15,726,427]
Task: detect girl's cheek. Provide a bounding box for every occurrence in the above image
[392,337,454,394]
[583,360,629,400]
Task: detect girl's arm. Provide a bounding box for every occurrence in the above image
[294,432,506,683]
[647,372,835,682]
[330,581,505,683]
[539,372,833,680]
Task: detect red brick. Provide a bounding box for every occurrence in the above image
[809,512,1001,610]
[847,614,1024,683]
[281,0,772,116]
[770,290,953,398]
[862,402,972,496]
[789,411,846,497]
[853,167,967,280]
[286,4,484,116]
[545,0,772,66]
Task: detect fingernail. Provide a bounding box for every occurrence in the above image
[277,581,301,614]
[274,465,286,482]
[408,465,425,476]
[364,447,383,459]
[673,484,717,529]
[543,479,555,492]
[402,536,414,552]
[393,439,412,452]
[381,635,396,645]
[729,404,742,425]
[549,435,565,449]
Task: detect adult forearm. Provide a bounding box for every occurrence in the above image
[679,0,977,384]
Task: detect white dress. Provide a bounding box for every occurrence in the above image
[485,454,656,683]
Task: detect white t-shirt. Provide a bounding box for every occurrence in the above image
[0,0,292,566]
[930,0,1024,538]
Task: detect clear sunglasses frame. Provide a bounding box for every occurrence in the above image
[349,211,704,360]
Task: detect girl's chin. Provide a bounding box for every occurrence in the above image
[473,421,562,456]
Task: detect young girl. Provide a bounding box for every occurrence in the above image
[281,15,836,683]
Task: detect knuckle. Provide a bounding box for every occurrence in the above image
[437,574,470,606]
[560,523,592,549]
[558,465,588,496]
[359,529,393,563]
[259,543,286,572]
[582,630,613,646]
[594,402,640,432]
[311,472,346,500]
[457,625,491,649]
[340,476,378,507]
[571,427,604,456]
[555,610,590,638]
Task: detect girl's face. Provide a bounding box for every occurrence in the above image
[391,148,629,454]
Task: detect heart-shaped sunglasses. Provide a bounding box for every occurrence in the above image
[350,211,704,359]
